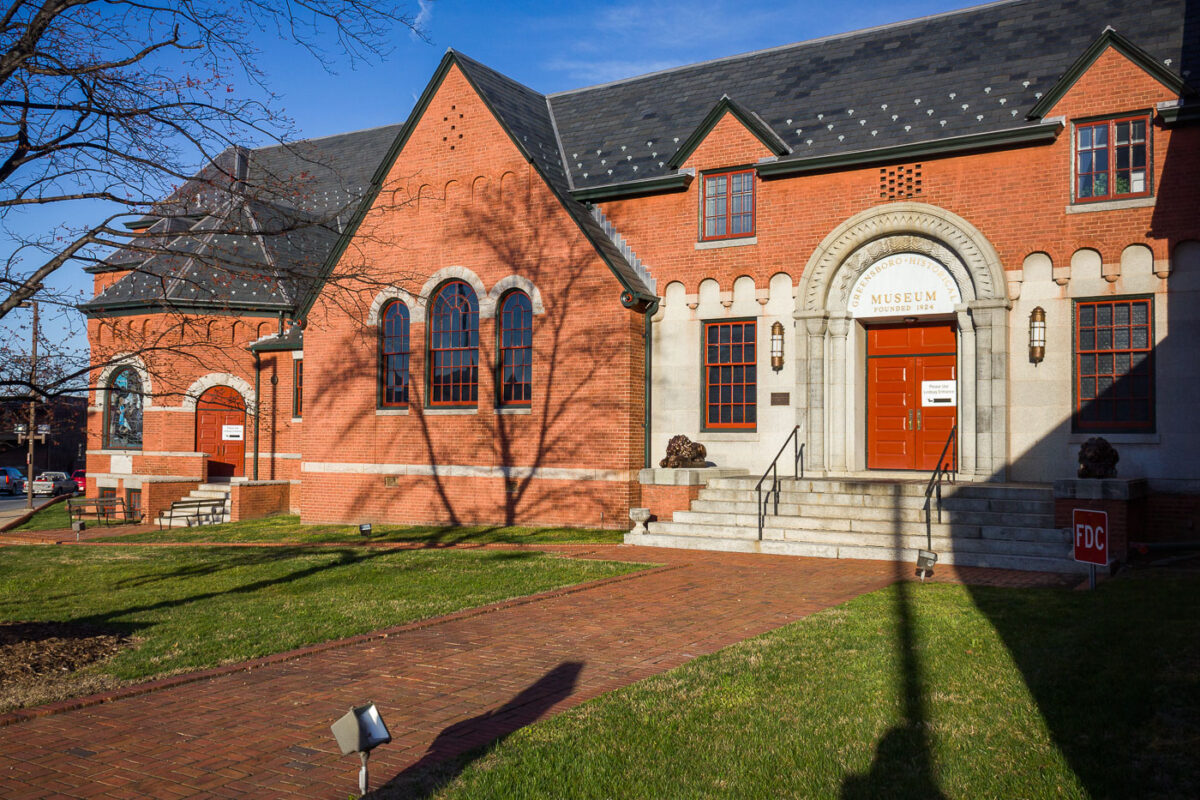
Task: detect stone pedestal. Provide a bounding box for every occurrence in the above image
[1053,478,1148,565]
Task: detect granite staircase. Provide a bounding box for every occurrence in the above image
[629,476,1087,574]
[156,483,232,529]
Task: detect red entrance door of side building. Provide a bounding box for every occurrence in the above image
[196,386,246,478]
[866,321,957,471]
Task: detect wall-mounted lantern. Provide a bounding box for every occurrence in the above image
[1029,306,1046,365]
[331,702,392,795]
[770,321,785,372]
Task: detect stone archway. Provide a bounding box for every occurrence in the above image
[794,202,1011,480]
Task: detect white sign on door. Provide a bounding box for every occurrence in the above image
[221,425,244,441]
[921,380,956,407]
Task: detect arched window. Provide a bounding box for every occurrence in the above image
[429,280,479,405]
[380,300,410,407]
[104,367,143,449]
[497,290,532,406]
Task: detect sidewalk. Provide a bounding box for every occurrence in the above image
[0,544,1073,799]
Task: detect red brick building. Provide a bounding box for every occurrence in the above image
[83,0,1200,565]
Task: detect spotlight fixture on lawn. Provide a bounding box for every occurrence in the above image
[359,523,372,537]
[915,549,938,581]
[331,702,392,796]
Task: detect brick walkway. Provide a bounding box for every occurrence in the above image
[0,544,1074,799]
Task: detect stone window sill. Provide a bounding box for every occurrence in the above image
[423,407,477,415]
[496,407,532,415]
[375,408,409,416]
[695,236,757,250]
[1068,432,1159,445]
[1065,196,1155,214]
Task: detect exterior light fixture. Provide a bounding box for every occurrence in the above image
[770,321,785,371]
[915,549,938,581]
[1029,306,1046,365]
[331,702,392,795]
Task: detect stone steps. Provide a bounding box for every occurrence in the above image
[156,484,232,529]
[631,475,1080,574]
[626,530,1088,574]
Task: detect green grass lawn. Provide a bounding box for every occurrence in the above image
[0,545,642,709]
[7,497,71,531]
[100,514,625,545]
[398,574,1199,800]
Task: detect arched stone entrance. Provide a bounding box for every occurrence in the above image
[794,202,1011,480]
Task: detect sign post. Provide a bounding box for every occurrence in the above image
[1072,508,1109,590]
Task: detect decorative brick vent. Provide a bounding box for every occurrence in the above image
[442,104,464,151]
[879,164,922,199]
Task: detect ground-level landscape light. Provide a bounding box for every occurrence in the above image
[359,523,372,537]
[331,702,391,795]
[915,549,938,581]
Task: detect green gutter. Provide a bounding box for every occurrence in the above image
[81,300,292,318]
[571,171,694,202]
[756,122,1063,178]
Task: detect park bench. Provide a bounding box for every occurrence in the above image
[67,497,135,526]
[158,498,227,530]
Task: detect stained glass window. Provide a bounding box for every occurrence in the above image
[105,367,143,449]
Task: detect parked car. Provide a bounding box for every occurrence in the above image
[0,467,24,495]
[71,470,86,492]
[31,471,76,496]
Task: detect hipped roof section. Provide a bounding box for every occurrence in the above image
[84,124,401,315]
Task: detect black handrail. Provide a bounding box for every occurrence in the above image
[755,426,804,541]
[922,424,958,552]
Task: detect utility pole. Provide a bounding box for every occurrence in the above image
[25,301,38,510]
[13,301,44,509]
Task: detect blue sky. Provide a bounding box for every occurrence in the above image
[6,0,984,355]
[267,0,977,140]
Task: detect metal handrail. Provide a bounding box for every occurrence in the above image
[922,425,958,552]
[755,426,804,540]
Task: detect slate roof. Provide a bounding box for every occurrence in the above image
[85,0,1198,316]
[548,0,1199,190]
[84,124,402,313]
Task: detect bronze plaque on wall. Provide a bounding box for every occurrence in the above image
[770,392,790,406]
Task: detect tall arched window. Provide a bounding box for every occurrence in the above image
[380,300,410,407]
[429,280,479,405]
[498,290,532,406]
[104,367,143,449]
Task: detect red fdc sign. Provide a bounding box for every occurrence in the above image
[1073,508,1109,566]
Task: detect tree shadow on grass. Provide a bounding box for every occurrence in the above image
[374,661,584,799]
[843,486,948,799]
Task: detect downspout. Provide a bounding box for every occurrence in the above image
[644,306,656,468]
[253,351,261,481]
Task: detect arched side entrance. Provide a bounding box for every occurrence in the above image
[196,386,247,479]
[794,202,1011,480]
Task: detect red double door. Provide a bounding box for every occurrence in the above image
[866,322,957,471]
[195,386,246,478]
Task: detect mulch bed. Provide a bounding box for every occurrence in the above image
[0,621,135,713]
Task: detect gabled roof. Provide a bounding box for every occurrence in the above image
[1028,26,1192,119]
[548,0,1197,193]
[666,95,792,170]
[293,50,657,319]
